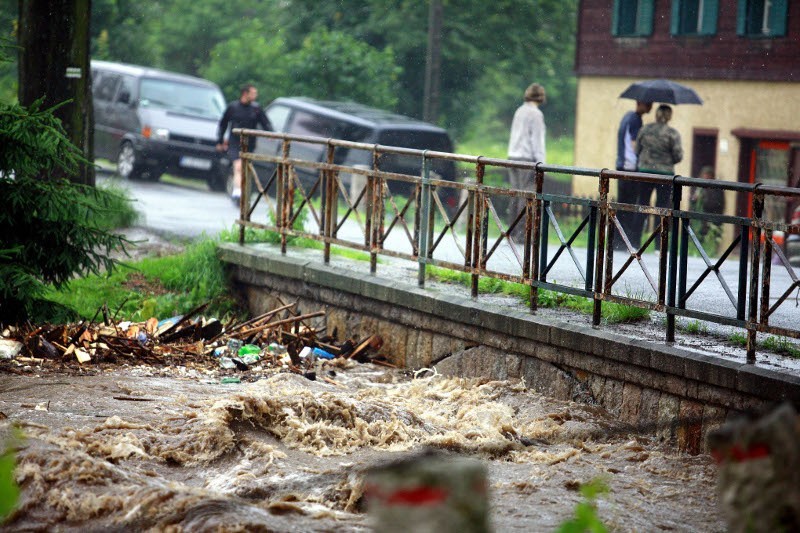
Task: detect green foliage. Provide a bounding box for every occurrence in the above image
[46,238,239,321]
[601,301,651,324]
[761,336,800,358]
[0,99,132,324]
[94,181,140,229]
[0,429,22,522]
[729,332,748,347]
[0,33,17,102]
[200,19,290,103]
[273,0,577,138]
[287,29,402,110]
[683,320,708,335]
[91,0,162,66]
[0,99,84,178]
[0,1,579,142]
[556,479,610,533]
[727,332,800,357]
[426,266,649,324]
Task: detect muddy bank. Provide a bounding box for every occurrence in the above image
[1,363,724,531]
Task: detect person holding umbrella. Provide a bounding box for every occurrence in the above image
[635,105,683,237]
[614,100,652,250]
[617,79,700,250]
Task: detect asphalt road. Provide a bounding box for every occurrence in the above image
[102,171,798,335]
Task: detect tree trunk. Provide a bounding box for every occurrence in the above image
[18,0,94,185]
[423,0,442,124]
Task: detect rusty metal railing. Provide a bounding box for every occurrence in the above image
[234,129,800,364]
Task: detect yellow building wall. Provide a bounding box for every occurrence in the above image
[573,76,800,214]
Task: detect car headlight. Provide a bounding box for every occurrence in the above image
[141,126,170,141]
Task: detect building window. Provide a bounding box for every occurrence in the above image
[612,0,654,36]
[671,0,719,36]
[737,0,788,37]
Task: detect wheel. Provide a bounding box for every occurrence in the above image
[117,142,146,180]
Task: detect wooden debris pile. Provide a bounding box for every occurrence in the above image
[0,300,388,377]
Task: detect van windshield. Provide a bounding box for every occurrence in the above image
[139,78,225,120]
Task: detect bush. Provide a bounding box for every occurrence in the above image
[0,99,131,323]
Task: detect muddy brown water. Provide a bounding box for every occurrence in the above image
[0,362,724,532]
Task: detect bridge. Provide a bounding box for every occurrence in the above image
[218,129,800,453]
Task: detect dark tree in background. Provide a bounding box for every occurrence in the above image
[18,0,94,185]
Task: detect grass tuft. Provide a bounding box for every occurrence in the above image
[426,266,649,324]
[45,237,240,322]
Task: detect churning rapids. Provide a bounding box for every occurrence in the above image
[0,362,724,531]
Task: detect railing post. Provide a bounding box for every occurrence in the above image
[539,200,550,281]
[530,164,544,312]
[367,147,376,274]
[470,161,485,298]
[324,143,335,264]
[585,204,597,293]
[666,178,681,342]
[464,175,475,280]
[759,228,773,335]
[238,132,250,246]
[277,139,290,254]
[418,151,432,287]
[678,211,689,307]
[737,224,749,322]
[746,187,764,364]
[593,170,609,326]
[376,150,386,272]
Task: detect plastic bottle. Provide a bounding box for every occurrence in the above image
[227,338,243,354]
[312,347,335,360]
[218,357,236,370]
[268,342,287,354]
[238,344,260,356]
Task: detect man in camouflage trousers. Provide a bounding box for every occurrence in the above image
[634,104,683,240]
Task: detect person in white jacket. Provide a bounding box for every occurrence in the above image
[507,83,546,236]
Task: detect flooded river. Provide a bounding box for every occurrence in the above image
[1,362,724,531]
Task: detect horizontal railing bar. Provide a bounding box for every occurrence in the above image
[753,324,800,340]
[539,193,598,207]
[534,281,594,299]
[665,307,746,328]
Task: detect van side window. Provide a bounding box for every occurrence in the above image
[94,73,121,102]
[115,75,137,105]
[334,123,371,165]
[266,105,291,132]
[288,110,336,138]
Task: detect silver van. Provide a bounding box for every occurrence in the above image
[91,60,229,191]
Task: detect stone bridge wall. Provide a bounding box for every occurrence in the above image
[219,243,800,454]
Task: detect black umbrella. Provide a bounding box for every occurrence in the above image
[619,79,703,105]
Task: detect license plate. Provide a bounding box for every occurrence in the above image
[179,156,212,170]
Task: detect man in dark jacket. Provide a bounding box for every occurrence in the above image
[615,100,651,250]
[216,84,272,202]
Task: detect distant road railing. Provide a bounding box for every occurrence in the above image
[233,128,800,363]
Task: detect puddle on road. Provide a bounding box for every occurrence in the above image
[0,364,724,531]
